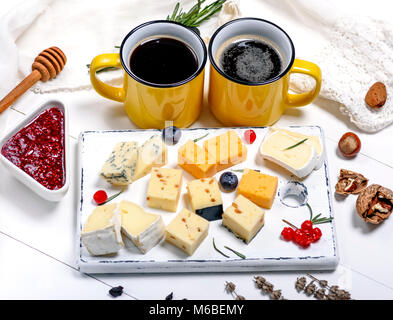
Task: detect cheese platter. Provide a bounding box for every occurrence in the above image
[76,126,338,273]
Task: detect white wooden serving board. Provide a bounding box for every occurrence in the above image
[77,126,338,273]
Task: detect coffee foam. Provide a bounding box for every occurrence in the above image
[215,34,285,75]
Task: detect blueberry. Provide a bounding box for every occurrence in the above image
[162,126,181,145]
[109,286,123,297]
[219,172,238,192]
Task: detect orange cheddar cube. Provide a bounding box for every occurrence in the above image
[178,140,217,179]
[203,130,247,172]
[237,169,278,209]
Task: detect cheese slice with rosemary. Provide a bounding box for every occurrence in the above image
[100,142,139,185]
[81,203,123,256]
[119,200,165,254]
[270,127,325,169]
[133,135,168,181]
[260,128,318,178]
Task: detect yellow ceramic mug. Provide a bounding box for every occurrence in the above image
[208,18,322,126]
[90,21,207,129]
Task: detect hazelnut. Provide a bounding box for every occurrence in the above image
[338,132,361,157]
[356,184,393,224]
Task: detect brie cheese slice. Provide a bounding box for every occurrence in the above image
[271,127,325,169]
[81,203,123,256]
[119,200,165,254]
[260,128,318,178]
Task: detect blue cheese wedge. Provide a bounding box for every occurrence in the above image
[165,208,209,255]
[259,128,318,178]
[134,135,168,180]
[147,167,183,212]
[100,142,139,185]
[119,200,165,254]
[81,203,123,256]
[222,195,265,243]
[187,177,223,221]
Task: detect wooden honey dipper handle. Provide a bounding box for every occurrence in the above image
[0,47,66,114]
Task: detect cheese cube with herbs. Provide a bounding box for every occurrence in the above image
[222,195,265,243]
[178,140,217,179]
[147,167,182,212]
[238,169,278,209]
[100,142,139,185]
[203,130,247,172]
[134,135,168,180]
[81,204,123,256]
[187,177,223,221]
[119,200,165,254]
[165,208,209,255]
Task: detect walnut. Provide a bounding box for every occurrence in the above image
[335,169,368,195]
[356,184,393,224]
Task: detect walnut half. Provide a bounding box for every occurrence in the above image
[335,169,368,195]
[356,184,393,224]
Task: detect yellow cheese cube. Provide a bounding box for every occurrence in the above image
[237,169,278,209]
[222,195,265,243]
[178,140,217,179]
[146,168,182,212]
[165,208,209,255]
[203,130,247,172]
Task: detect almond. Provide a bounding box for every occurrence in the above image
[365,82,387,109]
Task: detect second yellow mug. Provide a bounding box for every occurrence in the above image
[90,21,207,129]
[208,18,322,126]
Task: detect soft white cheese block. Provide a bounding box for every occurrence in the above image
[270,127,325,169]
[134,135,168,181]
[100,142,139,185]
[260,128,318,178]
[81,203,123,256]
[119,200,165,254]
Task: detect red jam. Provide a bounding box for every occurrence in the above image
[1,107,66,190]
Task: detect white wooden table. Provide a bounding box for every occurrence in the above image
[1,1,393,300]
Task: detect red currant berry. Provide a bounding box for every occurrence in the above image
[93,190,108,205]
[293,229,305,244]
[244,129,256,144]
[281,227,294,241]
[312,227,322,242]
[301,220,313,231]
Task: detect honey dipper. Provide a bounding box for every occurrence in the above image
[0,47,66,113]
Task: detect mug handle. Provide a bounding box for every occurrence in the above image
[286,59,322,107]
[90,53,125,103]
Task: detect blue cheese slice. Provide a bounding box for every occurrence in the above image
[134,135,168,181]
[100,142,139,185]
[81,203,123,256]
[119,200,165,254]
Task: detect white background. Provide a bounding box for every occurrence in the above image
[1,0,393,300]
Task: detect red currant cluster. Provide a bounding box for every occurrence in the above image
[281,220,322,248]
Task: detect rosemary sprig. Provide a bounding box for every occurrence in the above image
[213,238,230,258]
[231,169,260,173]
[306,203,334,225]
[283,138,308,151]
[224,246,246,259]
[167,0,226,27]
[98,190,123,206]
[193,132,209,143]
[86,64,118,74]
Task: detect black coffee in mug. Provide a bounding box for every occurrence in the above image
[130,37,198,85]
[217,35,283,83]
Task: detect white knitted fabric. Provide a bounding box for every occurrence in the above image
[290,17,393,132]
